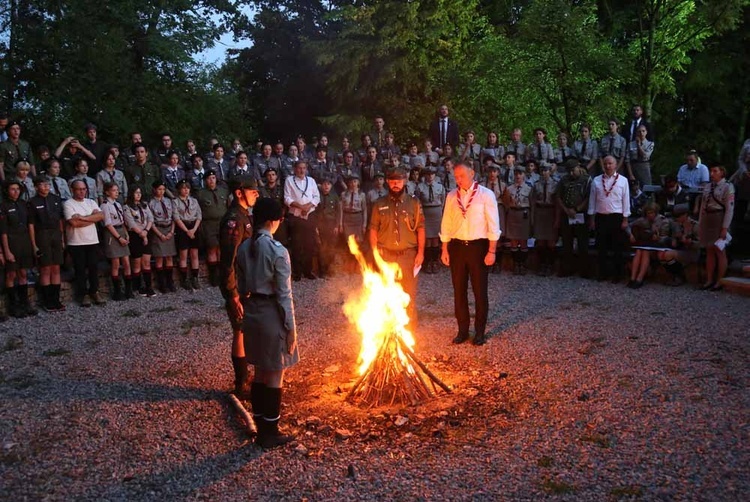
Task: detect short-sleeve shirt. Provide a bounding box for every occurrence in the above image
[369,192,423,251]
[64,198,100,246]
[27,194,64,230]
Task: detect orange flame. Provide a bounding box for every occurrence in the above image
[343,236,416,375]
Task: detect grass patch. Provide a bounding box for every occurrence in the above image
[43,348,71,357]
[537,456,554,468]
[580,433,611,448]
[610,485,643,498]
[150,305,177,313]
[541,478,576,495]
[120,309,141,318]
[2,336,23,353]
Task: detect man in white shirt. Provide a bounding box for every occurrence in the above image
[64,180,106,306]
[283,160,320,280]
[588,155,631,282]
[677,150,710,190]
[440,162,501,346]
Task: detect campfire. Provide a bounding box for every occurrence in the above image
[344,237,450,407]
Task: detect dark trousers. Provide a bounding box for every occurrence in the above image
[287,214,317,276]
[448,239,489,337]
[559,218,589,274]
[595,213,626,279]
[380,247,418,326]
[69,244,100,297]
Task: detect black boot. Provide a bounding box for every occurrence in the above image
[190,269,200,291]
[519,251,529,275]
[165,267,177,293]
[124,275,135,299]
[179,268,191,290]
[6,287,24,318]
[511,251,521,275]
[536,248,547,276]
[133,273,146,296]
[664,260,685,286]
[142,271,156,297]
[232,356,249,398]
[155,269,166,294]
[111,276,124,301]
[18,284,38,316]
[257,387,294,450]
[51,284,65,311]
[208,263,219,287]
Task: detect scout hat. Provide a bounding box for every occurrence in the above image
[386,166,407,180]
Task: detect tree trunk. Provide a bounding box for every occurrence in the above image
[5,0,19,110]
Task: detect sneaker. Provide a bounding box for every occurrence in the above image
[146,288,157,298]
[80,295,92,308]
[91,292,107,306]
[138,287,149,297]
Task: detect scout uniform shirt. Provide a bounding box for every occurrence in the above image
[219,203,253,302]
[505,141,526,163]
[197,186,229,223]
[28,193,64,230]
[533,177,558,207]
[557,173,591,212]
[0,139,35,178]
[100,198,126,228]
[318,190,341,232]
[96,168,128,203]
[0,197,30,237]
[574,138,599,166]
[367,186,388,205]
[504,182,533,210]
[260,183,285,206]
[527,142,555,167]
[49,176,72,201]
[123,203,154,234]
[172,195,202,224]
[125,161,160,199]
[148,196,174,228]
[369,191,424,251]
[599,133,627,160]
[699,179,735,231]
[417,179,446,208]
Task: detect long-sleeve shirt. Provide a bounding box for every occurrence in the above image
[588,173,631,216]
[283,175,320,219]
[440,183,501,242]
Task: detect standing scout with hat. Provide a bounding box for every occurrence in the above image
[532,164,559,276]
[503,166,534,274]
[416,165,445,274]
[196,170,229,287]
[556,158,591,277]
[236,197,299,450]
[260,167,288,245]
[219,177,260,398]
[480,161,506,273]
[148,181,177,293]
[0,180,38,317]
[696,164,734,291]
[316,174,341,277]
[172,179,202,291]
[0,120,36,181]
[368,166,424,329]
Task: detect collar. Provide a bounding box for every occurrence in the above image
[258,229,273,238]
[389,191,406,202]
[603,172,617,179]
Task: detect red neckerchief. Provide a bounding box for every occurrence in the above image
[602,173,619,197]
[457,182,478,218]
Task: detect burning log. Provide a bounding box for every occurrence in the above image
[344,237,451,407]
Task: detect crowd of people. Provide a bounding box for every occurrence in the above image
[0,104,746,323]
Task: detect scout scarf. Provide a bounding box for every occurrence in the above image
[457,182,478,218]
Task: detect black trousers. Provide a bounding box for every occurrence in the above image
[448,239,489,337]
[287,214,317,276]
[595,213,627,278]
[68,244,100,297]
[559,218,589,274]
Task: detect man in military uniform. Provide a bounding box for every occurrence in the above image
[219,177,260,397]
[152,133,181,168]
[556,158,591,277]
[197,170,229,286]
[124,143,160,201]
[368,166,425,328]
[28,176,66,311]
[0,121,36,182]
[316,174,341,277]
[259,167,287,245]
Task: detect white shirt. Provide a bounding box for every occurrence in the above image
[64,198,101,246]
[283,175,320,219]
[677,163,709,189]
[439,183,501,242]
[588,173,631,217]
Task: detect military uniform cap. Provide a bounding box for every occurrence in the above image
[176,179,190,188]
[672,203,689,216]
[410,157,425,168]
[486,163,500,171]
[33,175,51,185]
[424,165,438,174]
[345,172,360,181]
[563,158,580,171]
[228,177,258,192]
[84,123,97,131]
[386,166,407,180]
[374,172,385,179]
[513,165,527,174]
[5,120,20,132]
[204,169,218,178]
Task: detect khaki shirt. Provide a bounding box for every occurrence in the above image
[699,179,735,230]
[369,192,423,251]
[196,187,229,221]
[504,183,532,209]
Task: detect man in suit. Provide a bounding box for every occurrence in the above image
[429,104,459,155]
[623,104,652,143]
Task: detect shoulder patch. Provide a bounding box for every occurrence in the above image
[272,240,282,247]
[226,220,237,228]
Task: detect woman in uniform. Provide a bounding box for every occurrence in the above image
[124,187,155,297]
[0,180,37,317]
[481,132,504,172]
[96,150,128,205]
[503,167,533,274]
[406,165,422,196]
[421,139,439,167]
[101,182,133,301]
[697,164,735,291]
[627,202,670,289]
[417,166,445,273]
[172,179,202,291]
[148,181,177,293]
[480,163,506,274]
[458,130,482,172]
[68,158,97,201]
[13,161,35,201]
[553,133,575,179]
[532,165,559,276]
[339,174,367,245]
[236,197,299,450]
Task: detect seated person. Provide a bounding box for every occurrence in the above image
[655,175,688,217]
[657,203,699,286]
[627,202,670,289]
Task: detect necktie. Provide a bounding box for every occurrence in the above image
[212,190,218,204]
[440,120,446,147]
[429,184,434,202]
[632,120,637,139]
[350,191,354,209]
[582,140,588,158]
[52,179,60,195]
[537,143,542,160]
[543,181,548,202]
[608,138,613,155]
[160,199,168,219]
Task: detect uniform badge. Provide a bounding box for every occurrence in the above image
[227,220,236,228]
[134,175,141,181]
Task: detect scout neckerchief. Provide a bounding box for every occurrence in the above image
[457,182,478,218]
[292,176,309,198]
[602,173,619,197]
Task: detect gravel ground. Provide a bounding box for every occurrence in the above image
[1,270,748,501]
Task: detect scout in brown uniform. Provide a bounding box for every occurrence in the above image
[697,164,735,290]
[503,167,534,274]
[368,166,425,329]
[148,181,177,293]
[316,174,341,277]
[172,180,202,291]
[480,163,506,273]
[219,178,259,397]
[196,170,229,286]
[123,187,155,296]
[657,203,699,286]
[532,165,559,276]
[417,166,446,274]
[259,167,288,245]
